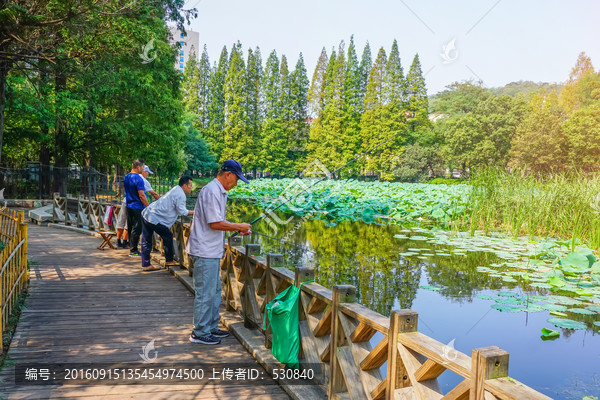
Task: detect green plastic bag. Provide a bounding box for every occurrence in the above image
[264,284,301,368]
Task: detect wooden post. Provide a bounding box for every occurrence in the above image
[242,244,260,329]
[18,211,28,288]
[294,266,314,288]
[264,253,283,349]
[470,346,509,399]
[52,192,60,223]
[329,285,356,399]
[386,309,418,400]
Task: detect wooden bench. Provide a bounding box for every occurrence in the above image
[97,231,117,250]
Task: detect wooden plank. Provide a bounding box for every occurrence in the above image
[339,302,390,334]
[338,313,384,398]
[299,319,325,384]
[360,337,388,370]
[307,295,328,314]
[415,359,447,381]
[396,343,443,400]
[441,379,470,400]
[484,377,553,400]
[313,307,332,337]
[337,346,369,400]
[350,321,377,343]
[398,332,472,378]
[371,377,387,400]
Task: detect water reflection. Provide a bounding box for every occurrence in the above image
[226,200,509,315]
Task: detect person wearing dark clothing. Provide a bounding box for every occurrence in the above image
[123,159,149,256]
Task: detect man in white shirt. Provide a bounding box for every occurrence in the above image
[140,165,160,201]
[186,160,251,345]
[140,175,194,272]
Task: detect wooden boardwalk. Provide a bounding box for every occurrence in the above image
[0,224,289,399]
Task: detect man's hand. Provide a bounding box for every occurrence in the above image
[237,223,251,235]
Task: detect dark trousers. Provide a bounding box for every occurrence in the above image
[141,218,174,267]
[126,207,143,253]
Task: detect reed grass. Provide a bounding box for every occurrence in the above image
[458,168,600,251]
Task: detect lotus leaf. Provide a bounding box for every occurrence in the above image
[547,318,587,330]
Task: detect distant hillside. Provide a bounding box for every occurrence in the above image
[429,80,563,110]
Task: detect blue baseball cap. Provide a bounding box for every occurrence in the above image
[222,160,249,184]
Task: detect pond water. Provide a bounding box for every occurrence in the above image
[222,199,600,399]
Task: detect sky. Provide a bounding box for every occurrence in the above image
[179,0,600,95]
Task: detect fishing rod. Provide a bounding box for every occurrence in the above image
[231,117,427,238]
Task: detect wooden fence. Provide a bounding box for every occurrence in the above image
[52,196,551,399]
[0,209,29,353]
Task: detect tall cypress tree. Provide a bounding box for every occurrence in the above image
[405,53,428,114]
[318,43,346,171]
[197,45,211,131]
[405,53,430,137]
[222,42,247,164]
[342,36,362,174]
[182,45,200,118]
[307,48,334,167]
[359,47,390,178]
[383,39,408,164]
[245,46,263,170]
[260,50,288,174]
[289,53,310,170]
[358,42,372,113]
[307,47,328,119]
[206,45,229,161]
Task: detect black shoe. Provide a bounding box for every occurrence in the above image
[189,332,221,345]
[117,239,122,247]
[122,240,129,249]
[129,251,141,257]
[211,329,230,338]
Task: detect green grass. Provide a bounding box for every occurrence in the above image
[457,168,600,250]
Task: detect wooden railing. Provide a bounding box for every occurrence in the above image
[0,209,28,353]
[52,195,552,399]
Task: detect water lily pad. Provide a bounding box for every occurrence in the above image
[491,304,523,313]
[540,327,560,339]
[524,304,545,313]
[410,236,429,241]
[529,282,552,289]
[594,321,600,327]
[498,291,520,298]
[496,297,522,305]
[568,308,597,315]
[502,276,518,283]
[477,294,494,300]
[547,317,587,330]
[420,285,441,291]
[585,305,600,313]
[541,303,567,312]
[547,276,566,287]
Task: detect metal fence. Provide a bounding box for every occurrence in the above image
[0,164,179,201]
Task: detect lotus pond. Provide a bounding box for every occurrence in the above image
[221,180,600,399]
